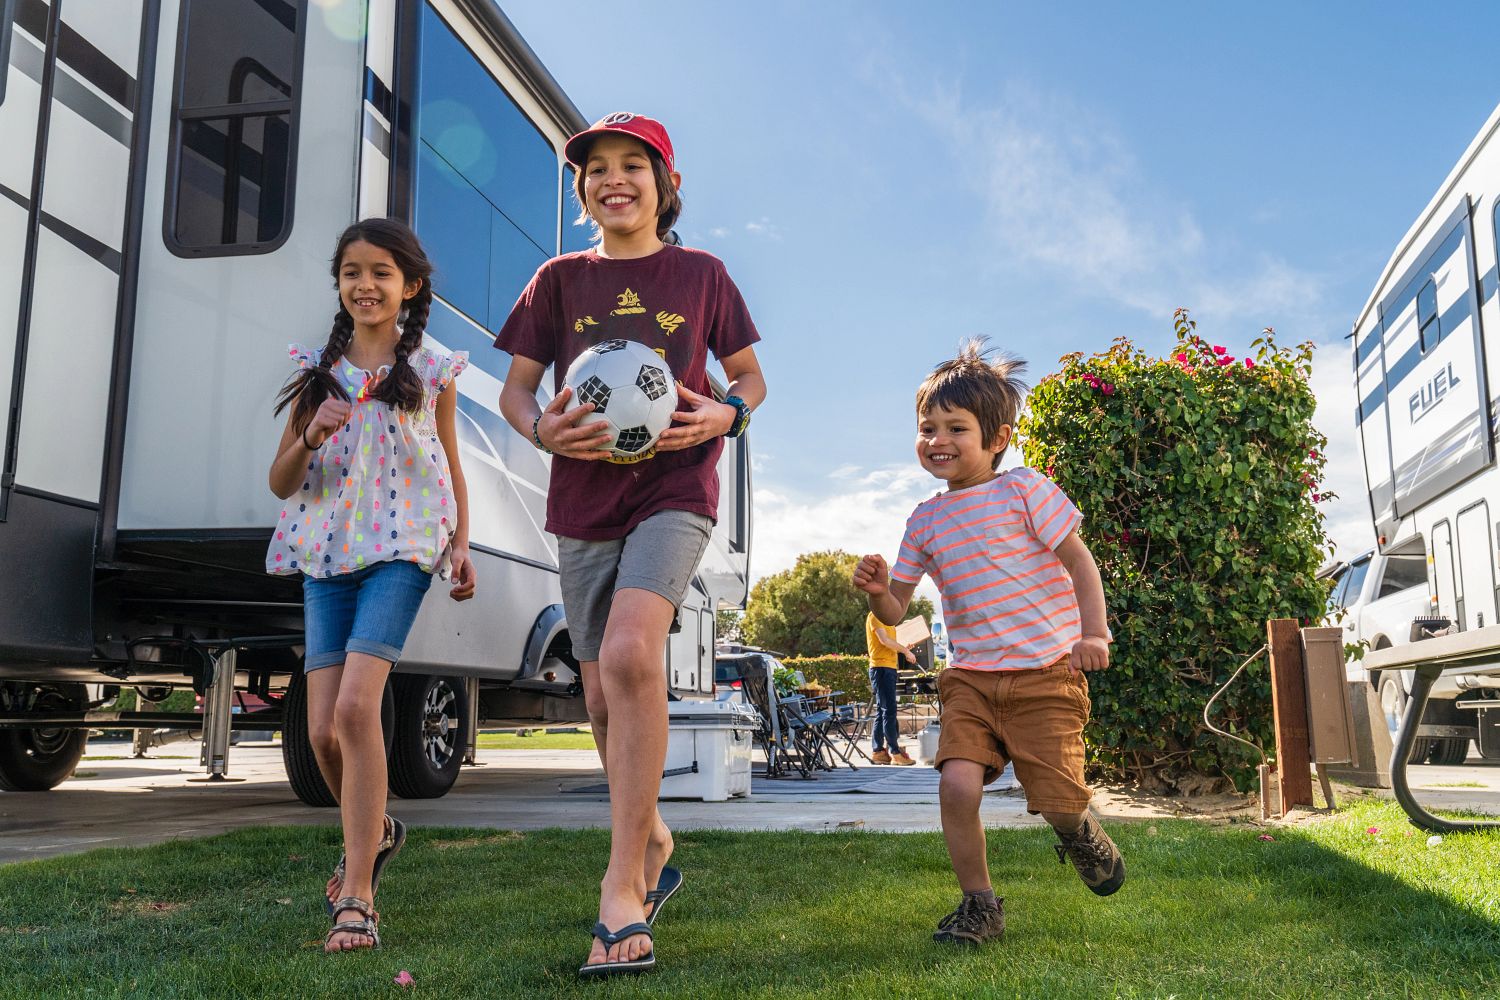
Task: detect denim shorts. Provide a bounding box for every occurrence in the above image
[302,559,435,671]
[557,509,714,662]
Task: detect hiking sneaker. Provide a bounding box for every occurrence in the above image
[1053,813,1125,896]
[890,750,916,766]
[870,749,892,765]
[932,894,1005,945]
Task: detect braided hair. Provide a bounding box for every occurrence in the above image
[275,218,435,429]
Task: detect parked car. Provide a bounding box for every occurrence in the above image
[713,649,787,704]
[1324,542,1474,764]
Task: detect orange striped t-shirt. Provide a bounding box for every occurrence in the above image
[891,467,1082,671]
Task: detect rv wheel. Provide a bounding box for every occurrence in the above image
[281,670,394,806]
[1378,674,1433,764]
[0,684,88,791]
[1427,737,1470,766]
[388,674,468,799]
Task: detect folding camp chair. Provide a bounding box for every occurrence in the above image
[740,659,801,777]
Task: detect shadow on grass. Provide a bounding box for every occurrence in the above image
[0,800,1496,998]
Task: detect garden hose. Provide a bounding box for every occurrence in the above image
[1202,644,1269,769]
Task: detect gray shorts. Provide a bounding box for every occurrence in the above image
[557,509,714,662]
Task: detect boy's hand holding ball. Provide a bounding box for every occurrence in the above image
[537,385,613,461]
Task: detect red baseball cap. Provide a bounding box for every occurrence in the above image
[564,112,675,173]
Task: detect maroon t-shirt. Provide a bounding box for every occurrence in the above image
[494,245,761,540]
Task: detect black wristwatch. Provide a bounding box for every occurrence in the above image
[723,395,751,438]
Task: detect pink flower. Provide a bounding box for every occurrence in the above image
[1046,465,1055,477]
[1258,834,1275,841]
[1216,357,1233,366]
[394,970,415,987]
[1366,826,1380,835]
[1244,358,1256,369]
[1175,352,1188,363]
[1213,345,1227,355]
[1102,383,1115,395]
[1311,494,1321,503]
[1309,449,1319,459]
[1183,366,1196,375]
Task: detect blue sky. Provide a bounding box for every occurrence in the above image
[502,0,1500,586]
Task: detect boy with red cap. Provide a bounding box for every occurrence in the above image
[496,113,768,977]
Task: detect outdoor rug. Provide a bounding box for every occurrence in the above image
[566,764,1016,796]
[749,763,1017,796]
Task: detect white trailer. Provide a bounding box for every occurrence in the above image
[0,0,752,802]
[1350,101,1500,778]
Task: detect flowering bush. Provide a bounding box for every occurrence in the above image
[1018,310,1331,791]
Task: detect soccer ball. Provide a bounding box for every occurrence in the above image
[563,340,679,458]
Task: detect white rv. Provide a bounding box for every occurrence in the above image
[0,0,752,801]
[1350,101,1500,764]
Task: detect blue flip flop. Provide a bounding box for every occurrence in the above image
[578,922,655,978]
[644,866,682,927]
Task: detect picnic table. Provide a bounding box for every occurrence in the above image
[1362,627,1500,834]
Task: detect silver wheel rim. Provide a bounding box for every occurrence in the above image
[421,681,459,770]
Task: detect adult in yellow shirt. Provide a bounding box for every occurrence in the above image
[865,611,916,765]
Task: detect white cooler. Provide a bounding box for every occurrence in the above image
[659,700,757,801]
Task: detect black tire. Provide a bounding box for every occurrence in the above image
[281,671,395,806]
[388,674,467,799]
[282,670,336,807]
[1427,737,1471,766]
[0,685,88,792]
[1378,674,1433,764]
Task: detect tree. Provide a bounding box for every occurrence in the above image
[1018,312,1329,791]
[742,549,936,656]
[715,609,744,645]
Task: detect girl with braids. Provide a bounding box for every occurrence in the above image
[266,218,476,953]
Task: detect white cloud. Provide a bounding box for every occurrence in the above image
[709,226,730,238]
[744,217,782,240]
[751,465,942,607]
[1308,338,1376,562]
[865,63,1328,329]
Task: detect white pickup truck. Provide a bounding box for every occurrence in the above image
[1325,544,1480,765]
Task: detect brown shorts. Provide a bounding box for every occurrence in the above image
[935,660,1092,814]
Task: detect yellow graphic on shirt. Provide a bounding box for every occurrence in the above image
[653,348,667,360]
[611,289,645,315]
[656,311,684,335]
[573,315,599,333]
[605,446,657,465]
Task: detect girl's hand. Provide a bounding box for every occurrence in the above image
[537,386,613,461]
[852,554,891,596]
[306,397,353,448]
[448,543,476,601]
[655,384,736,451]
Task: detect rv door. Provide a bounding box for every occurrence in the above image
[1456,502,1497,629]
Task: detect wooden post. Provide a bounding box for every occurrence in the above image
[1266,618,1314,814]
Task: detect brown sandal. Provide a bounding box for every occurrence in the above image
[325,896,381,952]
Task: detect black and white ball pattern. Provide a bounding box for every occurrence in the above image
[562,340,679,458]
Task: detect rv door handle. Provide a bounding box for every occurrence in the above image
[1344,622,1356,631]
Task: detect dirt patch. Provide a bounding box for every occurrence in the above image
[109,899,187,917]
[1092,783,1263,825]
[430,832,525,851]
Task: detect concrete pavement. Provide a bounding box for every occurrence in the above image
[2,740,1497,865]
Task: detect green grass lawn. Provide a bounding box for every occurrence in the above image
[474,730,597,751]
[1,799,1496,998]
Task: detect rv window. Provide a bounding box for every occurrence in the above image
[1379,552,1428,596]
[0,0,15,107]
[561,166,594,255]
[165,0,305,255]
[414,5,553,329]
[1417,278,1439,352]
